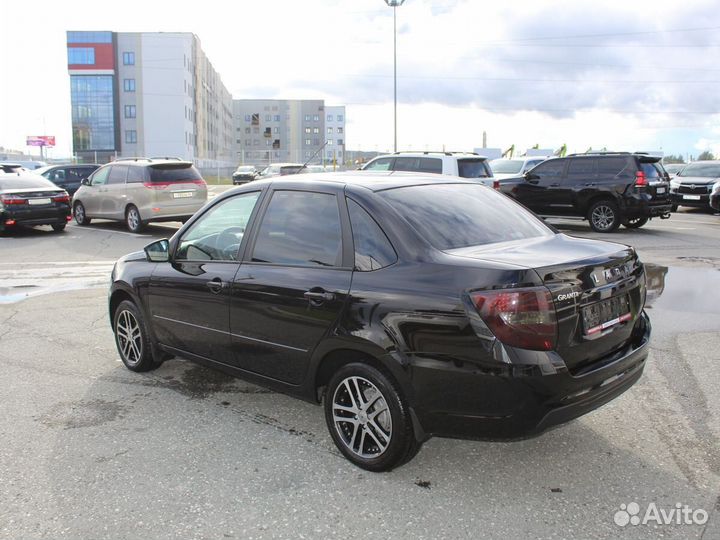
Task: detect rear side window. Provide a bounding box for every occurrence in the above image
[347,199,397,271]
[567,158,596,175]
[252,191,342,267]
[364,157,393,171]
[126,166,146,183]
[149,164,202,182]
[107,165,129,184]
[640,163,662,178]
[381,184,552,250]
[597,157,630,176]
[458,159,491,178]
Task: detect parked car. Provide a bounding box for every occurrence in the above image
[232,165,258,185]
[489,156,548,180]
[708,180,720,212]
[361,152,495,186]
[669,160,720,211]
[34,163,100,196]
[109,172,651,471]
[72,158,207,233]
[663,163,685,177]
[498,152,672,232]
[258,163,306,178]
[0,173,71,232]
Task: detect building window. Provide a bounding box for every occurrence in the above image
[338,127,343,134]
[313,114,320,122]
[254,140,259,146]
[245,140,251,146]
[327,114,333,121]
[122,52,135,65]
[337,139,344,145]
[313,138,319,145]
[327,127,333,134]
[304,127,311,134]
[124,105,136,118]
[67,31,112,44]
[236,139,242,144]
[313,127,319,134]
[273,127,279,133]
[327,139,333,145]
[253,127,259,134]
[305,139,311,146]
[125,130,137,144]
[265,114,271,121]
[245,127,251,134]
[123,79,135,92]
[245,114,251,121]
[304,115,311,121]
[273,115,280,122]
[337,114,344,122]
[67,47,95,65]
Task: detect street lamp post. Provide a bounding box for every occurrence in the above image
[385,0,405,153]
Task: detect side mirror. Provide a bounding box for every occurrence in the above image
[524,172,540,184]
[81,178,91,186]
[144,239,170,262]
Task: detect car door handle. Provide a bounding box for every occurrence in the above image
[206,278,227,294]
[304,290,335,303]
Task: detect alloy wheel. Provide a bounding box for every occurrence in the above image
[115,309,143,365]
[331,376,392,458]
[127,208,140,231]
[591,204,616,231]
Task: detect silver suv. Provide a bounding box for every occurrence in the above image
[72,158,208,232]
[360,152,495,186]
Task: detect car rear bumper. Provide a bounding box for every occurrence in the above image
[1,206,71,230]
[410,311,651,441]
[140,201,206,221]
[621,197,672,218]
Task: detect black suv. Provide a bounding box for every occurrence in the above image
[499,152,672,232]
[35,164,100,196]
[110,172,650,471]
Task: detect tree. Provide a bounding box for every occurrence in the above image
[697,150,715,161]
[663,154,685,164]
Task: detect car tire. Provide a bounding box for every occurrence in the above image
[51,223,66,232]
[671,204,679,212]
[125,205,145,233]
[324,362,421,472]
[588,200,621,233]
[74,202,91,225]
[623,217,648,229]
[112,300,160,372]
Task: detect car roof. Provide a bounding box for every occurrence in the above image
[228,170,476,194]
[110,158,193,166]
[372,152,486,159]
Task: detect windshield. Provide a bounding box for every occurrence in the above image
[457,159,491,178]
[678,162,720,178]
[236,166,255,173]
[380,183,553,250]
[489,159,524,174]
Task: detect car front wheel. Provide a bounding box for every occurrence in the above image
[324,363,421,471]
[113,300,159,372]
[588,200,621,233]
[74,202,91,225]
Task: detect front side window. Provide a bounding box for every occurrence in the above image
[347,199,397,271]
[176,192,261,261]
[363,157,393,171]
[531,159,565,178]
[252,191,342,267]
[107,165,129,184]
[90,166,111,186]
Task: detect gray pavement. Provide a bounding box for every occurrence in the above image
[0,208,718,539]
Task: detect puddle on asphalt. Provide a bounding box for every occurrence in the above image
[645,263,720,314]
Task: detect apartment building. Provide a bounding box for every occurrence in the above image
[66,31,233,167]
[232,99,346,167]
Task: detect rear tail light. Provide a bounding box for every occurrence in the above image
[634,170,648,187]
[1,195,26,205]
[4,219,16,226]
[469,287,557,351]
[143,179,205,189]
[52,193,70,203]
[492,179,500,190]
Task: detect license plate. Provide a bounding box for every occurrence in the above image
[582,295,631,335]
[683,194,701,200]
[28,198,51,205]
[173,191,194,199]
[656,187,666,194]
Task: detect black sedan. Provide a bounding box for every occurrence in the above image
[0,174,72,232]
[109,172,651,471]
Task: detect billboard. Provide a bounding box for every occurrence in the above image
[26,136,56,147]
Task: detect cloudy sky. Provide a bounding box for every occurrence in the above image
[1,0,719,159]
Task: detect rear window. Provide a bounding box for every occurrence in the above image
[380,184,552,250]
[489,159,523,174]
[149,164,202,182]
[0,176,56,190]
[458,159,491,178]
[640,163,663,178]
[279,166,305,175]
[678,162,720,178]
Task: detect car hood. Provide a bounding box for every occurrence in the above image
[674,175,719,185]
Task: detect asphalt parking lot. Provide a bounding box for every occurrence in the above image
[1,199,718,539]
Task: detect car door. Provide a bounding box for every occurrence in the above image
[557,157,597,214]
[147,190,264,362]
[102,164,129,218]
[81,166,110,216]
[229,186,353,384]
[514,159,567,213]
